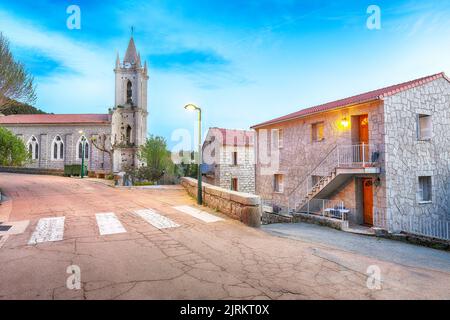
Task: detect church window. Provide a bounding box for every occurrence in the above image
[27,136,39,160]
[77,136,89,159]
[52,135,64,160]
[127,80,133,103]
[126,125,132,144]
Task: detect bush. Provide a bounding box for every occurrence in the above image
[64,164,88,177]
[133,181,155,186]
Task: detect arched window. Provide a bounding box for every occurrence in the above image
[126,80,133,103]
[126,125,132,144]
[77,136,89,159]
[27,136,39,160]
[52,135,64,160]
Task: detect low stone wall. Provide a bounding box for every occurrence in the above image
[180,177,261,228]
[0,166,64,176]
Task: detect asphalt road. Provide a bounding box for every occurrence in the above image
[0,173,449,299]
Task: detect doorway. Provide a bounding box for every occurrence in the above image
[231,178,238,191]
[351,115,369,164]
[362,178,373,226]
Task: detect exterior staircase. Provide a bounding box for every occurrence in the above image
[288,143,381,214]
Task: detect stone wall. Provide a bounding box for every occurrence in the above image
[383,77,450,223]
[255,100,386,217]
[1,124,111,172]
[217,145,255,194]
[180,177,261,227]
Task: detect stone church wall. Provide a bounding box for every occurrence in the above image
[2,124,112,172]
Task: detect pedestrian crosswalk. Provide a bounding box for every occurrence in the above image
[28,217,65,245]
[134,209,180,229]
[173,205,224,223]
[7,205,224,247]
[95,212,127,235]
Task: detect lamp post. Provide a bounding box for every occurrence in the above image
[184,103,202,205]
[78,130,86,179]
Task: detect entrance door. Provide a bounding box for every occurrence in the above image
[359,115,369,164]
[231,178,238,191]
[362,178,373,225]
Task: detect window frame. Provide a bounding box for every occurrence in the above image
[27,136,39,160]
[417,176,432,203]
[274,174,284,193]
[77,136,89,160]
[52,135,64,161]
[231,151,238,166]
[417,114,432,141]
[311,122,325,143]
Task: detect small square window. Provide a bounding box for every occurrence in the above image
[312,122,325,142]
[274,174,284,193]
[417,114,432,140]
[418,176,432,202]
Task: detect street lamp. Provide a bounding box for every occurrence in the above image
[184,103,203,205]
[78,130,86,179]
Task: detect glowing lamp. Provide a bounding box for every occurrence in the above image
[340,117,349,128]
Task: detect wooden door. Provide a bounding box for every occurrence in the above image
[359,115,369,164]
[362,179,373,225]
[231,178,238,191]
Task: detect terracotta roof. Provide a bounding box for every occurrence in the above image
[206,128,254,147]
[251,72,449,129]
[0,114,111,125]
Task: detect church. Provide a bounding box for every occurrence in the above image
[0,37,149,174]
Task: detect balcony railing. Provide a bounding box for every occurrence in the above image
[297,199,349,221]
[374,207,450,240]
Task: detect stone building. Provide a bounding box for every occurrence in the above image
[0,36,148,174]
[202,128,255,194]
[252,72,450,237]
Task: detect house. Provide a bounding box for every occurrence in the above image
[202,128,255,194]
[0,36,148,174]
[251,72,450,239]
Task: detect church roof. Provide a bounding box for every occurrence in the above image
[0,114,111,125]
[251,72,449,129]
[123,37,139,65]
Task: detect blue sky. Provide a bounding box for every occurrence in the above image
[1,0,450,148]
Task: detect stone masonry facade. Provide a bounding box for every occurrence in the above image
[253,73,450,231]
[254,100,386,224]
[3,124,112,172]
[202,128,256,194]
[383,77,450,224]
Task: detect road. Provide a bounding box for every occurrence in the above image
[0,173,449,299]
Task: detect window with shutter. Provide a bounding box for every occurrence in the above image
[312,122,324,142]
[418,114,432,140]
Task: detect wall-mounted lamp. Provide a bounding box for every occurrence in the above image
[340,117,349,128]
[374,177,381,187]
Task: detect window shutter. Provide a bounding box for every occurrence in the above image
[271,129,279,149]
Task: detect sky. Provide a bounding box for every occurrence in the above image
[1,0,450,149]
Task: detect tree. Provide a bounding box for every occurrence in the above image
[90,134,114,174]
[0,127,30,166]
[137,135,174,182]
[0,33,36,109]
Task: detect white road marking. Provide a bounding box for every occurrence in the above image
[28,217,65,245]
[0,235,10,249]
[173,205,224,223]
[95,213,126,235]
[134,209,180,229]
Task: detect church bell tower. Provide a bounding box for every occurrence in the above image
[111,36,149,172]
